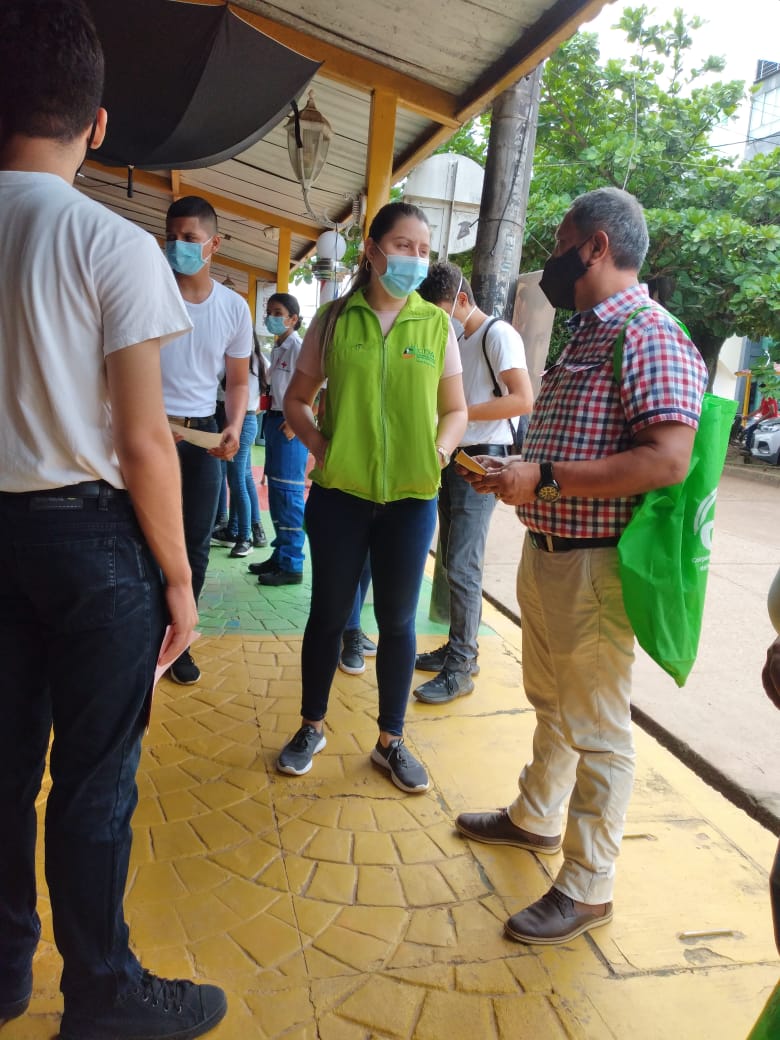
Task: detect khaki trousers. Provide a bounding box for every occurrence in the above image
[509,532,636,903]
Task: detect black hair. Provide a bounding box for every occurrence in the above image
[0,0,104,145]
[166,196,219,235]
[317,201,430,357]
[268,292,302,331]
[419,261,475,306]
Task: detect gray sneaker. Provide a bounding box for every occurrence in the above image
[413,668,475,704]
[360,631,377,657]
[370,738,429,793]
[414,642,450,672]
[277,724,326,775]
[339,628,366,675]
[415,643,479,676]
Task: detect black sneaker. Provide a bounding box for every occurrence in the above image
[277,724,326,775]
[210,526,235,547]
[339,627,366,675]
[360,631,377,657]
[257,569,303,586]
[251,522,268,548]
[229,538,253,558]
[413,667,475,704]
[248,556,277,575]
[59,970,227,1040]
[414,642,479,675]
[169,650,200,685]
[414,642,450,672]
[370,738,429,793]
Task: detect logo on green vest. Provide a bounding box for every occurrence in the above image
[401,344,435,367]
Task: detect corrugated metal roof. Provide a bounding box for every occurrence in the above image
[80,0,612,297]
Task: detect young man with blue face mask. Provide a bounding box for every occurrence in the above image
[162,196,251,684]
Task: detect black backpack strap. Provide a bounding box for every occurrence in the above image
[480,316,519,447]
[480,317,503,398]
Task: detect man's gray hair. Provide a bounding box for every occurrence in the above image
[569,187,649,271]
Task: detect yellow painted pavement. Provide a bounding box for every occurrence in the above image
[4,600,779,1040]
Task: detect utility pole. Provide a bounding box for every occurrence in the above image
[471,66,543,322]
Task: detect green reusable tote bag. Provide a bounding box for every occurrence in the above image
[612,308,737,687]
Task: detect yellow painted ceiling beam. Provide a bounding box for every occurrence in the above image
[85,161,321,240]
[171,0,459,127]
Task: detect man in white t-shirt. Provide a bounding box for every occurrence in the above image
[415,262,533,702]
[0,3,226,1037]
[161,196,251,685]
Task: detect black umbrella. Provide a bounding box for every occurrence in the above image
[85,0,320,193]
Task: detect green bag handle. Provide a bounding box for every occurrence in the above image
[612,305,691,383]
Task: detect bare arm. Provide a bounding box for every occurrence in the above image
[467,366,533,423]
[213,354,249,459]
[106,341,197,661]
[435,373,468,460]
[284,368,329,465]
[463,421,696,505]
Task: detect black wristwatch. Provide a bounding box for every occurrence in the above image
[534,462,561,503]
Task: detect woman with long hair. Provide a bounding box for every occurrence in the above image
[281,202,467,792]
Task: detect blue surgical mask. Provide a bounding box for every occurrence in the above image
[165,239,207,276]
[265,315,288,336]
[377,247,429,299]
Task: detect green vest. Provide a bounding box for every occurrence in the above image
[312,288,449,503]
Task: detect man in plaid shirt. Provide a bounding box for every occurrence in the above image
[455,187,708,945]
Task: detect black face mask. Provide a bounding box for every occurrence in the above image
[539,242,589,311]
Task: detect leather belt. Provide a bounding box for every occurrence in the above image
[528,531,621,553]
[266,409,284,417]
[167,415,215,429]
[3,481,125,511]
[458,443,509,457]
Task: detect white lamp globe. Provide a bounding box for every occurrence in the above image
[316,230,347,261]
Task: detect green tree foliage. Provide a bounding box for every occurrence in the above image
[520,5,780,383]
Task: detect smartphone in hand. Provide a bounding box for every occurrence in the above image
[454,449,488,475]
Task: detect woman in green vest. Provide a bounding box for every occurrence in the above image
[281,201,467,792]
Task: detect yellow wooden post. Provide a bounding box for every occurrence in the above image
[247,270,258,324]
[364,89,397,232]
[277,228,291,291]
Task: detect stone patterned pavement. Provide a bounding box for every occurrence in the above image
[4,525,779,1039]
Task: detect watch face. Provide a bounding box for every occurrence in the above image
[537,483,561,503]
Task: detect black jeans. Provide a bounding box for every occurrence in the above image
[0,483,165,1009]
[301,485,437,734]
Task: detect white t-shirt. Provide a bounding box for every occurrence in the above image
[161,279,253,416]
[460,317,528,446]
[269,330,304,409]
[0,171,191,492]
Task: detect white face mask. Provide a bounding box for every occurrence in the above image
[460,304,477,336]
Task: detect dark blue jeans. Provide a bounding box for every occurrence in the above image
[0,484,165,1010]
[301,485,437,734]
[177,419,222,603]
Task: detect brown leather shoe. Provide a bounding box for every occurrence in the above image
[505,886,613,945]
[455,808,561,853]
